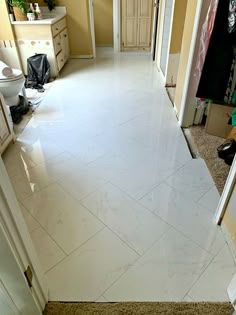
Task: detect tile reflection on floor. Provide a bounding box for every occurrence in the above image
[3,52,235,302]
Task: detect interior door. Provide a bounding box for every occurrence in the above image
[0,221,41,315]
[122,0,153,50]
[122,0,138,47]
[137,0,153,47]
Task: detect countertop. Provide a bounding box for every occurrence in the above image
[11,6,66,25]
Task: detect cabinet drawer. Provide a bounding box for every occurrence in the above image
[52,18,66,37]
[53,33,62,55]
[56,51,65,72]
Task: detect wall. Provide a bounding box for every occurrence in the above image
[37,0,93,56]
[0,1,21,69]
[0,1,14,40]
[165,0,187,84]
[169,0,187,54]
[174,0,198,115]
[94,0,113,46]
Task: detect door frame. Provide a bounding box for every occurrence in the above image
[0,156,48,311]
[156,0,175,81]
[89,0,121,57]
[215,156,236,224]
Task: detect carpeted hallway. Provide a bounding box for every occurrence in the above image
[44,302,234,315]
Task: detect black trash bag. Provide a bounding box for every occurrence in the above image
[25,54,50,90]
[10,95,30,124]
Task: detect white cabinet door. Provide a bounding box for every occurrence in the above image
[137,0,153,47]
[0,108,10,146]
[122,0,138,47]
[122,0,153,50]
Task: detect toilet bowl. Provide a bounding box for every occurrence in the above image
[0,69,25,106]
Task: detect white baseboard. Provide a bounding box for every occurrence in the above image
[70,55,94,59]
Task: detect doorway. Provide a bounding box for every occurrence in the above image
[89,0,119,57]
[121,0,154,52]
[93,0,114,49]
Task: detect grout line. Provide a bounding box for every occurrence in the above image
[101,227,173,300]
[44,226,106,275]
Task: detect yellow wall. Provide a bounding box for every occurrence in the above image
[0,1,15,40]
[37,0,93,56]
[174,0,198,114]
[169,0,187,54]
[94,0,113,46]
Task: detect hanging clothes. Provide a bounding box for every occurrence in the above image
[194,0,219,94]
[196,0,236,102]
[225,47,236,103]
[228,0,236,33]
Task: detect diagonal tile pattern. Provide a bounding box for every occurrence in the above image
[3,51,235,302]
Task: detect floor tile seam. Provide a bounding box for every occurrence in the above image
[184,251,219,298]
[195,185,218,204]
[107,180,172,224]
[44,226,106,275]
[101,226,180,299]
[162,179,216,213]
[18,177,59,203]
[22,207,69,256]
[158,158,195,184]
[55,175,110,203]
[18,200,42,234]
[182,293,194,301]
[78,199,142,257]
[137,187,228,257]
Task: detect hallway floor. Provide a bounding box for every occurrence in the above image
[3,52,236,302]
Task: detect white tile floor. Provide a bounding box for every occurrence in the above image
[3,50,236,302]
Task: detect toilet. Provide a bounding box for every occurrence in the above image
[0,68,25,106]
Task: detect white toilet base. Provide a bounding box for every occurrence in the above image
[4,95,20,107]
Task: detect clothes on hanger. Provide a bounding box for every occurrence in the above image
[196,0,236,102]
[228,0,236,33]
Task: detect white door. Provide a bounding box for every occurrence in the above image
[0,221,41,315]
[121,0,153,50]
[122,0,138,47]
[0,157,47,313]
[137,0,153,47]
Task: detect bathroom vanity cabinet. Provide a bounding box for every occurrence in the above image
[12,15,70,77]
[0,94,14,155]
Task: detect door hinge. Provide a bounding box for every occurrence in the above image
[24,265,33,288]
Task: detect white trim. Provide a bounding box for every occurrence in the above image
[156,0,166,74]
[113,0,121,52]
[178,0,203,126]
[215,156,236,224]
[89,0,96,58]
[70,55,94,59]
[0,157,48,311]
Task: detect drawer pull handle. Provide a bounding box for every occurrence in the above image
[64,34,67,37]
[56,27,59,31]
[58,43,61,45]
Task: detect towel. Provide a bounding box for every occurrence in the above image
[0,61,13,77]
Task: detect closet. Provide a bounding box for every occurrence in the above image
[188,0,236,194]
[121,0,153,51]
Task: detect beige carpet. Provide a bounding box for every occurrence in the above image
[44,302,234,315]
[189,125,230,194]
